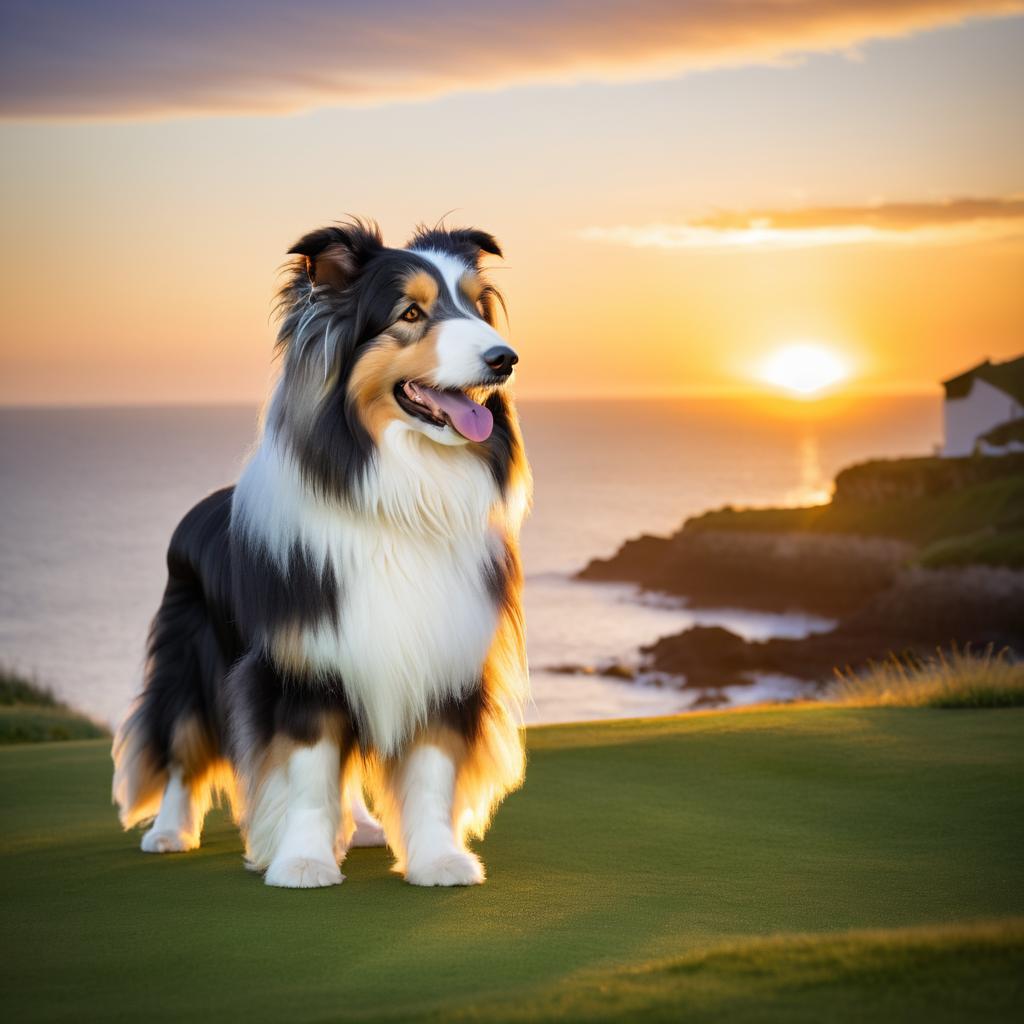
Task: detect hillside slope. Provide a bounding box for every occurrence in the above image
[1,709,1022,1022]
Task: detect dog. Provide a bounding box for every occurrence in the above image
[112,220,531,888]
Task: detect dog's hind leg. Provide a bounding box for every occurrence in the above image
[113,543,233,852]
[342,771,387,850]
[139,715,224,853]
[115,709,222,854]
[140,766,201,853]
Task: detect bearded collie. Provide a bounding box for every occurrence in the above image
[112,220,531,888]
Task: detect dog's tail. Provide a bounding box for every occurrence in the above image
[112,488,237,831]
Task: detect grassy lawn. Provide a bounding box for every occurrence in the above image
[2,707,1022,1022]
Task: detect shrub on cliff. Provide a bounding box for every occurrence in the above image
[0,665,109,744]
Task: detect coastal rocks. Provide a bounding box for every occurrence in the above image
[548,660,636,681]
[640,627,754,688]
[578,528,910,617]
[575,452,1024,697]
[642,567,1024,686]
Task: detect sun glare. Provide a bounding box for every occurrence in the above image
[759,342,849,397]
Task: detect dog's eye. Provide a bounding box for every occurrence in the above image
[400,304,423,324]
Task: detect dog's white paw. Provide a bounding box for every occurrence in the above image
[349,819,387,848]
[140,828,197,854]
[406,850,485,887]
[265,857,344,889]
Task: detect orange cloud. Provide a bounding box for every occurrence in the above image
[581,197,1024,250]
[1,1,1022,120]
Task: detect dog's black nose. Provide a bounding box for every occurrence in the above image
[482,345,519,376]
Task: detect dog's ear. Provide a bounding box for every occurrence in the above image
[288,221,383,289]
[407,226,503,266]
[453,229,503,260]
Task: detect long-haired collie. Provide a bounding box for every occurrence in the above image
[112,220,531,888]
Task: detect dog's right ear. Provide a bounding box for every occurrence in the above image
[288,221,383,290]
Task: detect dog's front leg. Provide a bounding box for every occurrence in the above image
[397,742,484,887]
[263,738,344,889]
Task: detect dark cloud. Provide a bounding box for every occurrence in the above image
[1,0,1020,119]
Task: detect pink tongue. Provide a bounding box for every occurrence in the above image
[422,386,494,442]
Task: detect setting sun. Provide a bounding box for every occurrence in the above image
[759,342,850,397]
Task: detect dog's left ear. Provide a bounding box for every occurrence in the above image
[452,229,503,261]
[288,221,383,290]
[407,226,503,266]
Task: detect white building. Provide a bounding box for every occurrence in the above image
[942,356,1024,457]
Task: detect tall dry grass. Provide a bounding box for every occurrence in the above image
[829,647,1024,709]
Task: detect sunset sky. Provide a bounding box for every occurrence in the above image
[1,1,1022,404]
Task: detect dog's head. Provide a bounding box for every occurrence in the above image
[269,220,522,501]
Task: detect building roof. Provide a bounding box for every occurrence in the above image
[943,355,1024,403]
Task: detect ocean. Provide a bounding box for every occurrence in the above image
[0,396,941,726]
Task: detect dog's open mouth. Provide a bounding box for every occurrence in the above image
[394,380,494,442]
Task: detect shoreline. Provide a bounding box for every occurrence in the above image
[570,453,1024,695]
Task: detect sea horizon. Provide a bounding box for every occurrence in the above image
[0,386,944,410]
[0,395,942,727]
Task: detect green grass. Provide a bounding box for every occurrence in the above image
[689,474,1024,550]
[0,666,109,745]
[0,704,110,744]
[918,528,1024,569]
[684,454,1024,570]
[2,708,1023,1022]
[0,666,62,707]
[476,920,1024,1023]
[831,649,1024,709]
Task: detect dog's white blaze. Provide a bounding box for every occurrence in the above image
[234,422,506,755]
[412,247,517,392]
[411,249,475,313]
[399,743,484,886]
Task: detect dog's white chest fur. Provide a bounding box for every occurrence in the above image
[235,423,505,753]
[319,519,499,749]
